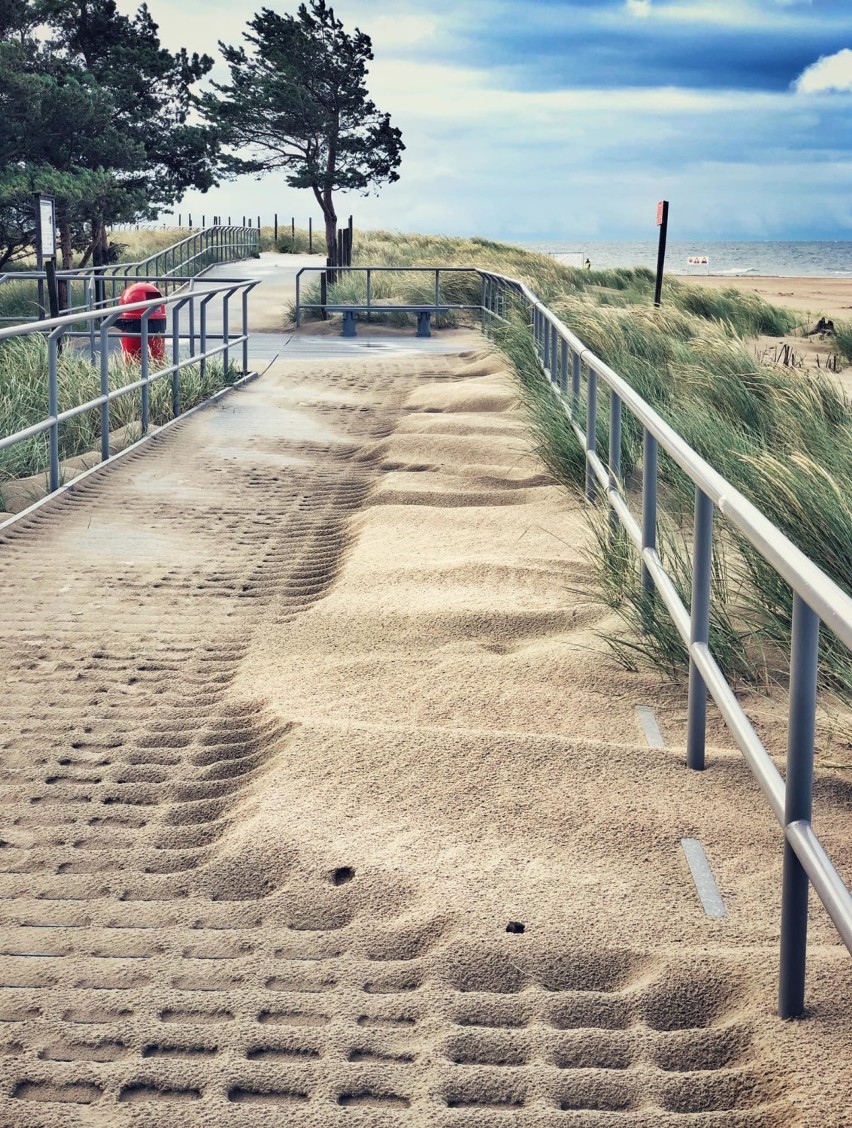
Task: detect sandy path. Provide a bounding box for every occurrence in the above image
[0,346,849,1126]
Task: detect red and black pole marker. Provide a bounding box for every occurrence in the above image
[654,199,669,308]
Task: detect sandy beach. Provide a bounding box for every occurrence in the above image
[679,273,852,394]
[678,272,852,324]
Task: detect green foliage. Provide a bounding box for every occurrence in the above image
[0,1,217,267]
[204,1,403,257]
[835,321,852,364]
[387,232,852,694]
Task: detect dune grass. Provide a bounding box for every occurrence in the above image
[495,309,852,695]
[0,334,239,506]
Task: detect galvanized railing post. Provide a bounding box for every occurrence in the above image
[88,280,96,360]
[641,430,658,605]
[608,389,622,534]
[779,594,820,1019]
[551,324,558,384]
[585,365,597,502]
[188,294,195,356]
[222,291,230,376]
[242,289,249,375]
[560,338,569,395]
[572,351,581,418]
[687,488,714,770]
[543,312,550,373]
[140,308,151,434]
[295,272,301,327]
[98,314,118,462]
[199,298,208,381]
[172,301,181,418]
[47,327,63,492]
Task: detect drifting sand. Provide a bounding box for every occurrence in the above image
[0,344,849,1126]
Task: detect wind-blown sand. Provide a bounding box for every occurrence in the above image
[0,344,849,1125]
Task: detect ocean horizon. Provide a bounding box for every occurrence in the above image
[521,240,852,278]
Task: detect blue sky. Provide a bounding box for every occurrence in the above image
[121,0,852,241]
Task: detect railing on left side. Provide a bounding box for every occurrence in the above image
[0,226,260,324]
[0,277,259,498]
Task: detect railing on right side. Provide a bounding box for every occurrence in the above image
[478,270,852,1019]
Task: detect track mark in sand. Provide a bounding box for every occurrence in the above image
[348,1048,416,1064]
[247,1045,321,1061]
[12,1080,103,1104]
[142,1043,218,1059]
[338,1090,411,1109]
[119,1083,203,1103]
[40,1039,129,1062]
[258,1009,330,1027]
[228,1086,310,1105]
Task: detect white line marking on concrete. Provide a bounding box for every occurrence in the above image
[681,838,727,919]
[635,705,666,748]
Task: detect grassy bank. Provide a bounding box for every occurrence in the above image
[494,300,851,695]
[0,335,238,507]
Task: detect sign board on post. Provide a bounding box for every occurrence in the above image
[35,194,56,261]
[656,200,665,227]
[33,194,59,320]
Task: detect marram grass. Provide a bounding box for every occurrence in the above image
[0,335,238,505]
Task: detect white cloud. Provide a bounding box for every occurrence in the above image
[626,0,652,16]
[795,48,852,94]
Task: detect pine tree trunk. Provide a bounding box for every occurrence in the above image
[324,213,337,261]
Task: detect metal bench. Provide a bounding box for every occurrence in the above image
[324,305,450,338]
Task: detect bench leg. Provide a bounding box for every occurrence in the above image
[416,311,432,338]
[341,311,357,337]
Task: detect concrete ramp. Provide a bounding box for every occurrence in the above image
[0,345,849,1125]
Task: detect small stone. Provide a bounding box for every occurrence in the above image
[505,921,525,934]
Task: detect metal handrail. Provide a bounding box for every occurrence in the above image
[1,226,260,322]
[0,279,259,494]
[73,224,259,282]
[294,265,482,326]
[477,269,852,1018]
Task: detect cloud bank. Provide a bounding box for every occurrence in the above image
[116,0,852,240]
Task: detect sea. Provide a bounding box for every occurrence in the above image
[521,241,852,278]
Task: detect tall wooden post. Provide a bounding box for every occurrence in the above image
[654,200,669,308]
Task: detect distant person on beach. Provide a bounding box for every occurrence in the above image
[584,258,591,270]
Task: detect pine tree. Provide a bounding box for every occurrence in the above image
[204,2,404,258]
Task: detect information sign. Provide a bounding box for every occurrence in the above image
[35,194,57,260]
